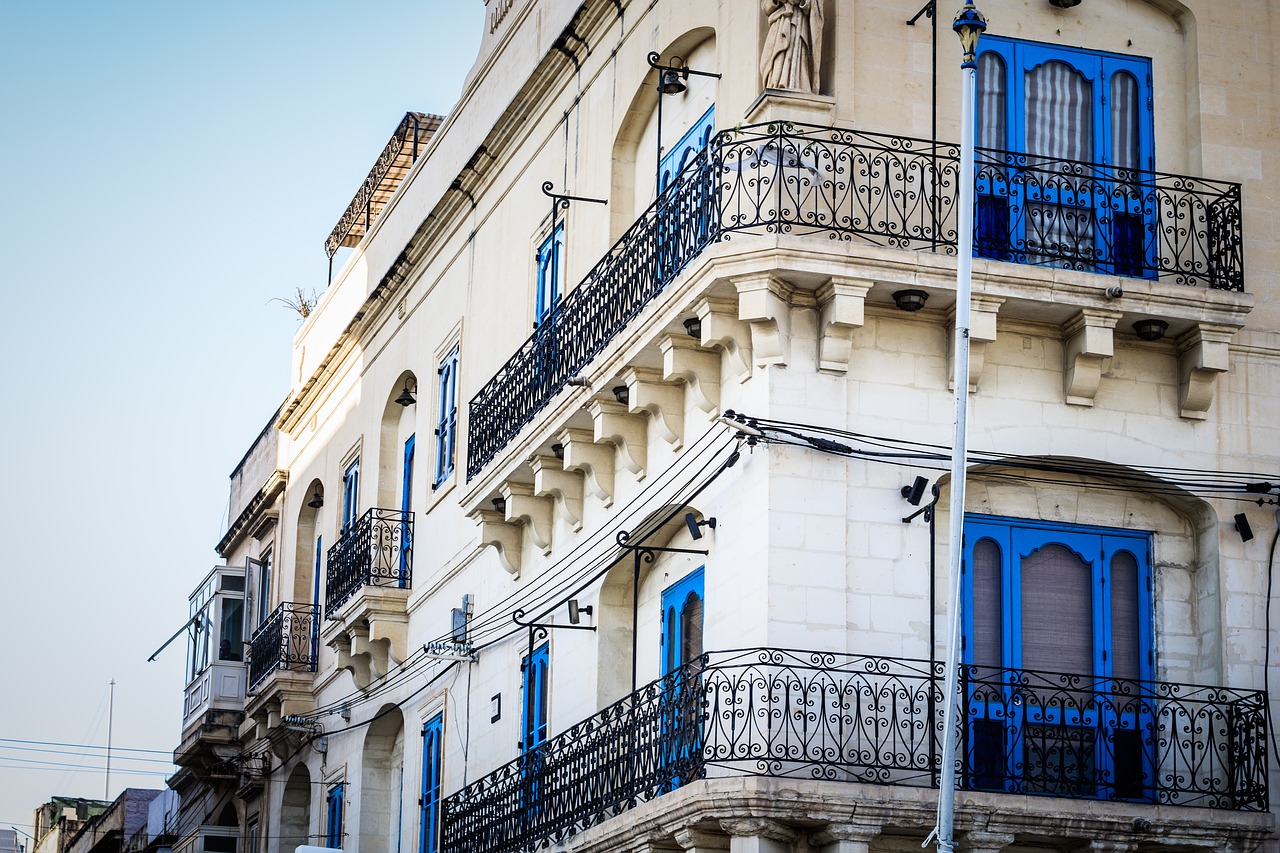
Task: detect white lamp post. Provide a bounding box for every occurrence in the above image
[935,2,985,852]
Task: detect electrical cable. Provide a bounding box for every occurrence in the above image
[1264,508,1280,763]
[0,737,170,755]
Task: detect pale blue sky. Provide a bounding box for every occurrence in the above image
[0,1,483,827]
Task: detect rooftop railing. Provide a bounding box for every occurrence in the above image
[466,122,1243,481]
[440,648,1267,853]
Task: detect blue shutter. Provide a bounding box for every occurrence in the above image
[521,645,549,752]
[325,783,344,848]
[660,568,705,677]
[434,347,459,486]
[342,459,360,534]
[659,105,715,194]
[419,714,444,853]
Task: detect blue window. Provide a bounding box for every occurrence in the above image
[521,644,549,752]
[975,37,1154,276]
[534,223,565,326]
[341,458,360,535]
[401,434,415,586]
[254,552,272,627]
[324,783,344,849]
[434,347,459,487]
[659,105,716,193]
[658,105,716,284]
[313,536,322,606]
[419,714,443,853]
[661,568,705,677]
[962,515,1154,800]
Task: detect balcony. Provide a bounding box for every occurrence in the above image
[325,507,414,616]
[247,602,319,692]
[467,122,1245,480]
[440,648,1267,853]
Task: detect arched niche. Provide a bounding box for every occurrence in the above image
[936,457,1222,685]
[377,371,420,514]
[216,804,238,827]
[611,29,718,237]
[293,479,324,605]
[596,505,712,707]
[277,762,311,853]
[360,705,406,853]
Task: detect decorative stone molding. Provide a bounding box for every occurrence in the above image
[558,428,615,507]
[589,399,647,478]
[809,821,881,853]
[673,828,730,853]
[660,334,721,414]
[734,273,794,367]
[531,455,584,531]
[621,366,685,447]
[1177,322,1234,420]
[958,830,1016,853]
[321,588,410,690]
[1063,308,1122,406]
[718,818,798,850]
[694,296,753,382]
[744,89,837,125]
[500,481,553,555]
[468,507,522,576]
[815,277,873,373]
[949,295,1004,392]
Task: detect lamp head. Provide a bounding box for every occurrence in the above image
[661,68,687,95]
[394,382,416,407]
[307,487,324,509]
[952,0,988,68]
[1133,319,1169,341]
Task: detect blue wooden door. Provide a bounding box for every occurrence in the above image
[419,714,443,853]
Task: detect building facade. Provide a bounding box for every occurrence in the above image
[173,1,1280,852]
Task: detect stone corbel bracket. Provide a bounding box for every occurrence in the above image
[693,296,753,382]
[589,398,647,478]
[949,295,1004,392]
[558,427,615,507]
[734,273,793,368]
[500,481,553,555]
[531,455,584,531]
[660,334,721,415]
[621,366,684,447]
[468,507,522,576]
[817,276,872,373]
[1178,323,1234,420]
[333,632,373,690]
[1063,308,1122,406]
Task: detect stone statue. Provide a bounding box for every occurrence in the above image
[760,0,824,94]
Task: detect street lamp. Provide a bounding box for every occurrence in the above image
[934,3,985,853]
[646,52,721,198]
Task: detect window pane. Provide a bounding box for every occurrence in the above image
[219,599,244,662]
[972,539,1003,669]
[680,592,704,666]
[1025,60,1093,162]
[1110,551,1141,681]
[1110,71,1140,170]
[1020,543,1092,675]
[977,52,1007,150]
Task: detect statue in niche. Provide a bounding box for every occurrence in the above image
[760,0,824,94]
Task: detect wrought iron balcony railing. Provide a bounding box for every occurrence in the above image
[247,602,320,692]
[324,507,413,617]
[467,122,1244,480]
[440,648,1267,853]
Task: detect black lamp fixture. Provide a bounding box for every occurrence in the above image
[1235,512,1255,543]
[1048,0,1082,7]
[567,599,594,624]
[491,496,507,514]
[1133,319,1169,342]
[307,487,324,509]
[684,512,718,540]
[551,442,565,460]
[683,316,702,339]
[901,476,930,506]
[394,379,417,407]
[647,52,721,196]
[893,289,930,312]
[612,385,630,405]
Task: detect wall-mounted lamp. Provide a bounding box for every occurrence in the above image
[1133,319,1169,341]
[1104,285,1124,300]
[492,496,507,514]
[893,289,929,312]
[394,379,416,407]
[684,512,718,540]
[551,443,565,460]
[1048,0,1082,7]
[567,599,594,624]
[902,476,930,506]
[307,487,324,509]
[612,385,630,405]
[683,316,702,339]
[1235,512,1255,543]
[647,52,721,196]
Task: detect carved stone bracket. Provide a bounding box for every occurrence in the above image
[719,818,798,852]
[809,821,881,853]
[558,428,615,507]
[958,831,1016,853]
[621,366,685,447]
[949,295,1004,392]
[694,296,753,382]
[816,277,872,373]
[673,827,730,853]
[589,398,647,478]
[1177,322,1234,420]
[531,455,584,531]
[734,273,793,368]
[1063,308,1122,406]
[500,482,553,555]
[660,334,721,414]
[468,507,522,576]
[1071,842,1137,853]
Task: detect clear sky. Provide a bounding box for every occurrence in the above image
[0,0,483,830]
